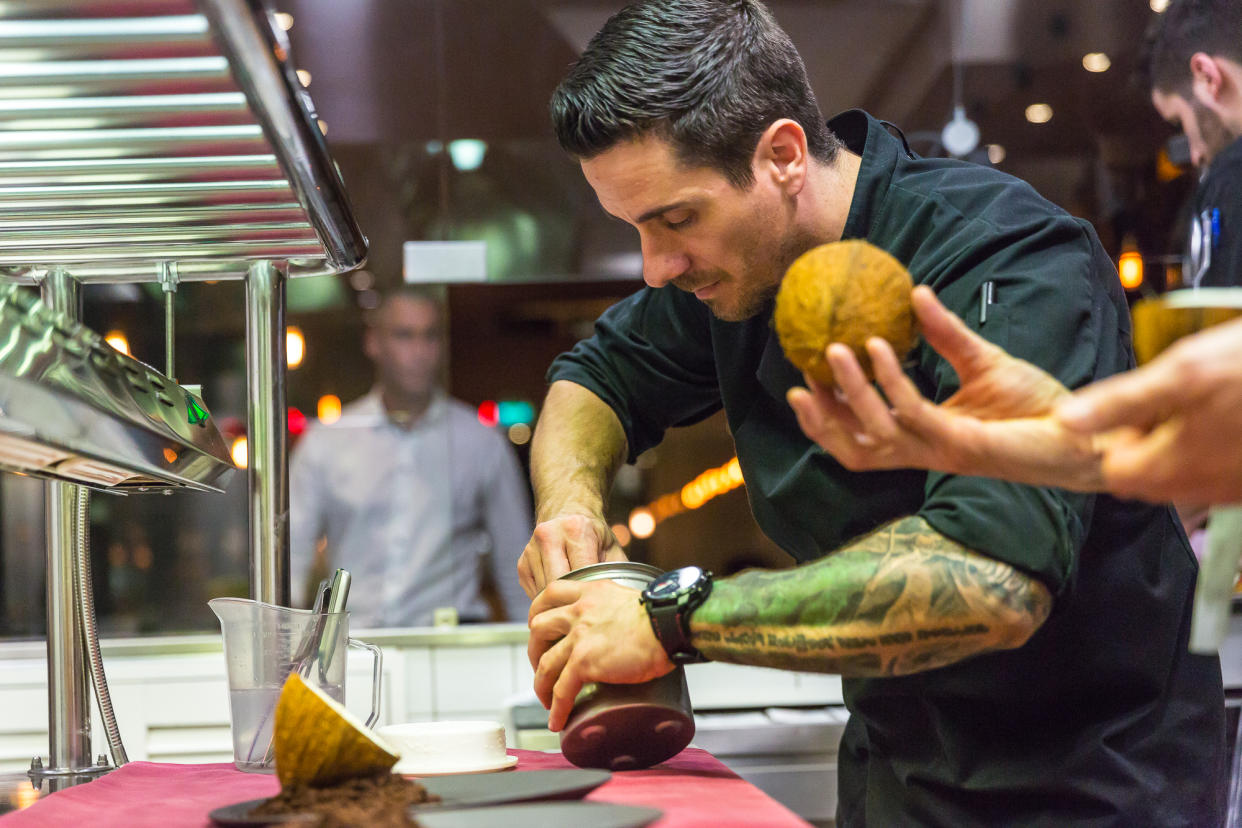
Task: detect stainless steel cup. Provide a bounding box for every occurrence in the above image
[555,561,695,771]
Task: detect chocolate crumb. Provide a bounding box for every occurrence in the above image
[250,772,438,827]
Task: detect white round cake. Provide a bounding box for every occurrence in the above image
[377,720,517,775]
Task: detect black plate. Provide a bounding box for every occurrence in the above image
[209,769,613,826]
[415,769,610,810]
[418,802,661,828]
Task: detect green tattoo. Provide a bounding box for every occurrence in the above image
[691,516,1052,676]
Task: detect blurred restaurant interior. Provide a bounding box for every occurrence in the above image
[0,0,1197,640]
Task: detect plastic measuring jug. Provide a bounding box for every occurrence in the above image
[209,596,382,773]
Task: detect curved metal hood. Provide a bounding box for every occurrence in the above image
[0,283,235,491]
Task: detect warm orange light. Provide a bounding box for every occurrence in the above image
[10,780,40,810]
[680,456,744,509]
[230,436,248,469]
[1118,251,1144,290]
[317,394,342,424]
[286,326,305,369]
[1025,103,1053,124]
[1155,145,1185,182]
[1082,52,1111,73]
[628,456,748,538]
[162,447,178,464]
[629,508,656,539]
[104,330,130,356]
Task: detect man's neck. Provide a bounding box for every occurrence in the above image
[804,149,863,244]
[379,388,433,429]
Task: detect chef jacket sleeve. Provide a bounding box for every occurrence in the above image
[547,286,723,462]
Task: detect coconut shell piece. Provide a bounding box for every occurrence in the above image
[273,672,400,789]
[774,239,916,387]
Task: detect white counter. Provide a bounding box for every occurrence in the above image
[0,622,842,770]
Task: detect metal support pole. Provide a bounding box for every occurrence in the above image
[159,262,178,383]
[244,260,290,606]
[38,268,92,774]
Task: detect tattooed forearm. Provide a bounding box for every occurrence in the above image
[690,516,1052,676]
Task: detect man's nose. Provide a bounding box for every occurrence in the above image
[640,234,690,288]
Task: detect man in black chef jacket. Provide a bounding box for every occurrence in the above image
[1149,0,1242,291]
[518,1,1226,825]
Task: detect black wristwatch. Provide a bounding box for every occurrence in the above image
[641,566,714,665]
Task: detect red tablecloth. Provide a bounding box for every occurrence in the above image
[0,749,812,828]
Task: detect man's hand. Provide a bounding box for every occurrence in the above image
[787,285,1105,491]
[1057,315,1242,503]
[516,513,628,597]
[527,579,674,731]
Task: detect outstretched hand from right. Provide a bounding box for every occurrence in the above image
[788,285,1106,491]
[517,513,628,597]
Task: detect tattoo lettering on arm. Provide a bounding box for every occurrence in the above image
[690,516,1053,676]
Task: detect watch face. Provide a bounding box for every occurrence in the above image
[649,566,703,599]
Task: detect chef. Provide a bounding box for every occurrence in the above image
[518,1,1226,825]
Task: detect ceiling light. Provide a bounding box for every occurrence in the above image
[274,12,294,31]
[941,105,980,158]
[295,69,311,87]
[1025,103,1053,124]
[1150,0,1170,11]
[1082,53,1111,73]
[987,144,1006,164]
[448,139,487,172]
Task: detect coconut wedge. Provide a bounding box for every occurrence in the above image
[273,672,400,788]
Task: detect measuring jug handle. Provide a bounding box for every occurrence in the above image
[347,638,383,728]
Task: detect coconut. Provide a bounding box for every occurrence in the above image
[273,672,400,789]
[774,239,916,387]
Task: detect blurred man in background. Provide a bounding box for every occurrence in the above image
[290,287,532,627]
[1148,0,1242,290]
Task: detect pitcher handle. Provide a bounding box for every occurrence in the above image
[347,638,383,728]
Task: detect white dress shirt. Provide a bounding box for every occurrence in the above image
[289,389,532,627]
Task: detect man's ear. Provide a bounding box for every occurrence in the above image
[754,119,808,194]
[1190,52,1225,107]
[363,327,379,363]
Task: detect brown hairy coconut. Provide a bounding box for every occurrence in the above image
[774,239,916,387]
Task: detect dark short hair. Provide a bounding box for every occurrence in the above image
[367,285,445,328]
[1145,0,1242,94]
[550,0,841,188]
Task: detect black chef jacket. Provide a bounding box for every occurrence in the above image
[1186,134,1242,289]
[548,109,1226,827]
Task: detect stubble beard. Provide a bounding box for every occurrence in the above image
[1194,98,1237,166]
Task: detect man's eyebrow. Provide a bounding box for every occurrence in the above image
[635,201,690,224]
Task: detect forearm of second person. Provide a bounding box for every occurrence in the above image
[690,515,1053,676]
[531,380,629,521]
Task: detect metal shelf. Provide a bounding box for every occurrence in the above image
[0,0,366,283]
